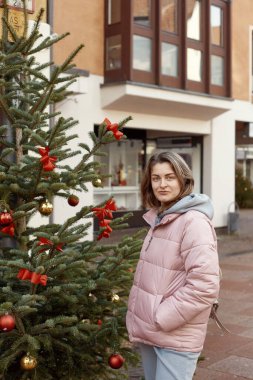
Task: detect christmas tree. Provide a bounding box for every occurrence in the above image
[0,2,143,379]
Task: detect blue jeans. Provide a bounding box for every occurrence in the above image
[139,343,200,380]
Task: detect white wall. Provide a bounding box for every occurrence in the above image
[28,20,52,228]
[52,76,103,239]
[203,112,235,227]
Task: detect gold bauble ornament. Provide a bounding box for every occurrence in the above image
[82,319,91,324]
[92,178,103,188]
[111,293,120,302]
[20,354,37,370]
[39,200,53,216]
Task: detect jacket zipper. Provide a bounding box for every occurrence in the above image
[145,235,153,251]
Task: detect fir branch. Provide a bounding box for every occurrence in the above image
[60,44,84,72]
[28,32,70,55]
[0,95,15,123]
[24,66,49,83]
[23,7,44,53]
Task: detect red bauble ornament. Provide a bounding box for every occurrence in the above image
[108,354,125,369]
[67,195,79,207]
[0,211,13,225]
[0,314,15,331]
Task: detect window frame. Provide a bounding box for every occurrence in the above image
[131,0,156,84]
[104,0,231,97]
[185,0,207,93]
[159,0,183,87]
[209,0,230,96]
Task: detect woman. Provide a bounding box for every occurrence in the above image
[126,151,220,380]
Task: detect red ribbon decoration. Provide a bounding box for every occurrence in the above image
[92,199,117,240]
[105,199,117,212]
[37,237,63,252]
[92,199,117,220]
[1,223,15,236]
[99,219,112,227]
[17,269,48,286]
[104,118,124,141]
[98,219,113,240]
[39,147,57,172]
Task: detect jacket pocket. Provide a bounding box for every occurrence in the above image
[153,294,163,322]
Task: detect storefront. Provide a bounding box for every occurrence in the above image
[94,127,203,219]
[236,121,253,183]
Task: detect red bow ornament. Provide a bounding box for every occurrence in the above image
[92,198,117,220]
[37,237,63,252]
[105,198,117,213]
[17,268,48,286]
[39,147,57,172]
[92,198,117,240]
[104,118,124,141]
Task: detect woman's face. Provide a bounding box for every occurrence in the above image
[151,162,181,206]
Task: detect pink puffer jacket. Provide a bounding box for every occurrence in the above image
[126,209,220,352]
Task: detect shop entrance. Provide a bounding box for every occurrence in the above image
[94,126,203,215]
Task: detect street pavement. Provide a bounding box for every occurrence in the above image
[128,209,253,379]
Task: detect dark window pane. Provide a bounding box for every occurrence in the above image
[161,0,178,34]
[108,0,121,24]
[106,35,122,70]
[133,0,151,27]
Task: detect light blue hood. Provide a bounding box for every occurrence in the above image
[156,193,214,224]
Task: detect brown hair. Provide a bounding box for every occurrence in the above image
[141,151,194,209]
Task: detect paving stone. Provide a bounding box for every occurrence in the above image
[221,279,253,293]
[220,289,253,301]
[201,332,252,352]
[208,355,253,379]
[221,263,253,271]
[194,367,248,379]
[240,307,253,317]
[197,351,232,368]
[230,341,253,359]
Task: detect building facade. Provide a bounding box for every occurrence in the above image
[45,0,253,228]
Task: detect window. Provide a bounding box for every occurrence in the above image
[161,0,178,34]
[187,48,202,82]
[210,1,228,95]
[211,55,224,86]
[161,42,178,77]
[106,35,122,70]
[94,127,146,212]
[133,0,151,26]
[133,35,152,71]
[108,0,121,24]
[104,0,230,96]
[211,5,223,46]
[185,0,206,92]
[187,0,201,41]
